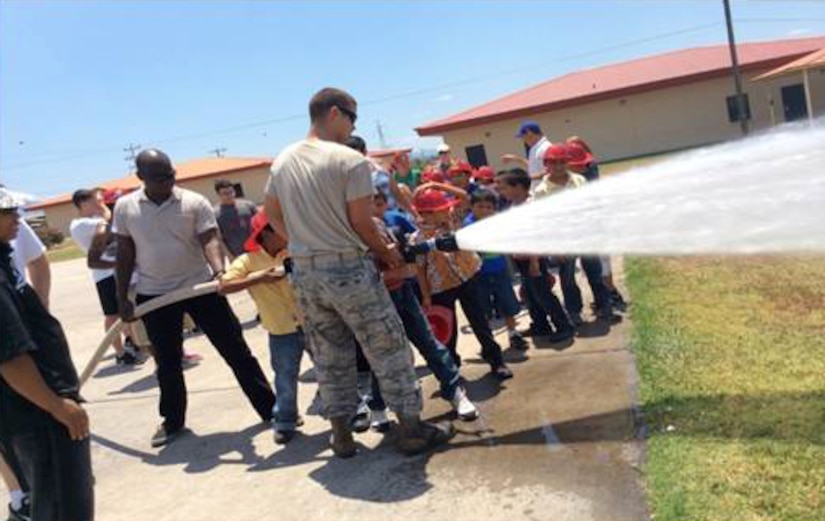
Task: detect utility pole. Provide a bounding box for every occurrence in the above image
[123,143,141,163]
[208,147,227,158]
[723,0,749,136]
[375,120,388,149]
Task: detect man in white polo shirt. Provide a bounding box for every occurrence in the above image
[114,149,275,447]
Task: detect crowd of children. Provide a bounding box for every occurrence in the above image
[215,131,628,443]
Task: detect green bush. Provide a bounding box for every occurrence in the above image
[35,227,65,249]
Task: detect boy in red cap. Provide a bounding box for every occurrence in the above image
[535,146,620,325]
[447,161,473,191]
[410,187,513,380]
[565,136,628,312]
[533,144,587,199]
[218,212,305,444]
[358,191,479,424]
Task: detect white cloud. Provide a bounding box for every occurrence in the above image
[435,93,454,103]
[787,28,812,37]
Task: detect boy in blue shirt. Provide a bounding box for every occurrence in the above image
[463,189,527,350]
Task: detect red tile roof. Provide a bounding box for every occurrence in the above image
[368,147,413,158]
[416,36,825,136]
[753,47,825,80]
[27,156,273,210]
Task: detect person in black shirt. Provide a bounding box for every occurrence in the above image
[0,189,94,521]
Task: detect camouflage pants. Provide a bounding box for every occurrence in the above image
[290,253,422,419]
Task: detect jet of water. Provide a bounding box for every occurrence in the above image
[457,119,825,256]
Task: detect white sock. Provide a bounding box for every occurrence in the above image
[9,489,26,510]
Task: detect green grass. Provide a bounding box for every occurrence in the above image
[626,256,825,521]
[45,239,85,263]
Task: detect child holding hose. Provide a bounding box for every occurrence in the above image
[218,212,305,444]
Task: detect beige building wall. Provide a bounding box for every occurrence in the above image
[177,166,271,207]
[440,65,825,169]
[41,166,273,235]
[41,204,77,238]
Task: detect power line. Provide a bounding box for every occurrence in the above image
[208,147,227,158]
[122,143,141,163]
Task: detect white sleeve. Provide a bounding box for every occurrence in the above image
[15,220,46,264]
[69,218,102,253]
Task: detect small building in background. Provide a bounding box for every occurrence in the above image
[416,36,825,168]
[27,156,273,235]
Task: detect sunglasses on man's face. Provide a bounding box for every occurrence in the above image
[335,105,358,125]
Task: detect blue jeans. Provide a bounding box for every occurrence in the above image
[390,280,461,400]
[363,280,462,411]
[268,330,306,431]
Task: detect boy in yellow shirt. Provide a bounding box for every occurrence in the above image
[219,212,304,444]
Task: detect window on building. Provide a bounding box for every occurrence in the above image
[465,144,489,168]
[726,93,751,122]
[232,183,245,198]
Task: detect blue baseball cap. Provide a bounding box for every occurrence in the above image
[515,121,542,138]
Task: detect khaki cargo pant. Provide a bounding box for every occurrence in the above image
[291,253,422,419]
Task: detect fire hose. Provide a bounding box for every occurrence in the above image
[78,268,280,388]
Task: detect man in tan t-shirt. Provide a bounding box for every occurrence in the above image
[265,87,454,458]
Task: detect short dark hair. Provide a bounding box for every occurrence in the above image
[72,188,99,209]
[345,135,367,154]
[214,179,234,193]
[499,168,531,190]
[470,188,498,206]
[309,87,357,123]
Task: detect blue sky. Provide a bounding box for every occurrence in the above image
[1,0,824,198]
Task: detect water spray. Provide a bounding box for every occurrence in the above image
[456,120,825,256]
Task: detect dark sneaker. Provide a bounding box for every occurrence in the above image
[330,432,357,459]
[116,350,146,366]
[509,332,528,350]
[397,421,456,456]
[547,328,575,343]
[517,326,552,338]
[8,497,31,521]
[569,312,584,326]
[492,364,514,381]
[611,292,629,312]
[370,409,392,433]
[597,309,623,325]
[151,425,186,448]
[351,409,371,433]
[274,429,295,445]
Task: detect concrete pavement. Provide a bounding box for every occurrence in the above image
[2,257,648,521]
